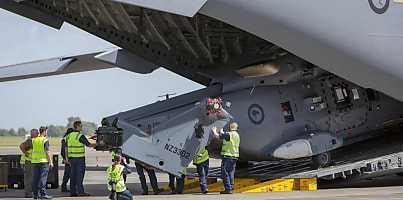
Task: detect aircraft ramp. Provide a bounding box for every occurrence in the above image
[285,151,403,180]
[179,150,403,193]
[180,129,403,193]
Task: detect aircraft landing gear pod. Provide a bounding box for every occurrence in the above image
[272,131,343,167]
[93,85,231,176]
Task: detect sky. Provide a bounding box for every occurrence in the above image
[0,9,204,130]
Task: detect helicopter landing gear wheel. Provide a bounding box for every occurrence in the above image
[312,152,331,168]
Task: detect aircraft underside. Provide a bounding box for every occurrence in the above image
[1,0,295,87]
[2,0,403,100]
[2,0,403,175]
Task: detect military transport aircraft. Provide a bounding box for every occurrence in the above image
[1,0,403,176]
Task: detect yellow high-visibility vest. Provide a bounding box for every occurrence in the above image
[20,148,33,164]
[220,131,240,157]
[20,154,26,165]
[107,164,126,192]
[20,138,33,164]
[193,147,209,164]
[67,131,85,158]
[26,148,33,161]
[31,137,49,163]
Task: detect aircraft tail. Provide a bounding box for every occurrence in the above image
[93,84,231,176]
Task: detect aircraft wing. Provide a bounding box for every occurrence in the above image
[0,49,113,82]
[0,0,276,88]
[110,0,208,17]
[0,47,160,82]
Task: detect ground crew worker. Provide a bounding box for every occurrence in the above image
[19,129,39,198]
[60,128,74,192]
[193,146,210,194]
[212,122,240,194]
[65,121,104,197]
[111,151,127,183]
[134,161,164,195]
[168,167,187,194]
[31,126,53,199]
[107,154,133,200]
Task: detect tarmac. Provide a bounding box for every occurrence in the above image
[1,146,403,200]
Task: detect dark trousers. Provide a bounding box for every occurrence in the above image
[61,163,71,189]
[169,174,185,193]
[32,162,49,197]
[117,189,133,200]
[23,161,33,196]
[70,157,86,194]
[196,160,209,191]
[221,157,237,191]
[135,162,159,193]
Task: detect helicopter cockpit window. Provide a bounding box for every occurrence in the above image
[335,87,345,102]
[333,85,351,110]
[352,88,360,100]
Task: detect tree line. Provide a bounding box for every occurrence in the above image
[0,117,98,137]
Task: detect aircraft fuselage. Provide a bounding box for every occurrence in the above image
[213,75,403,162]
